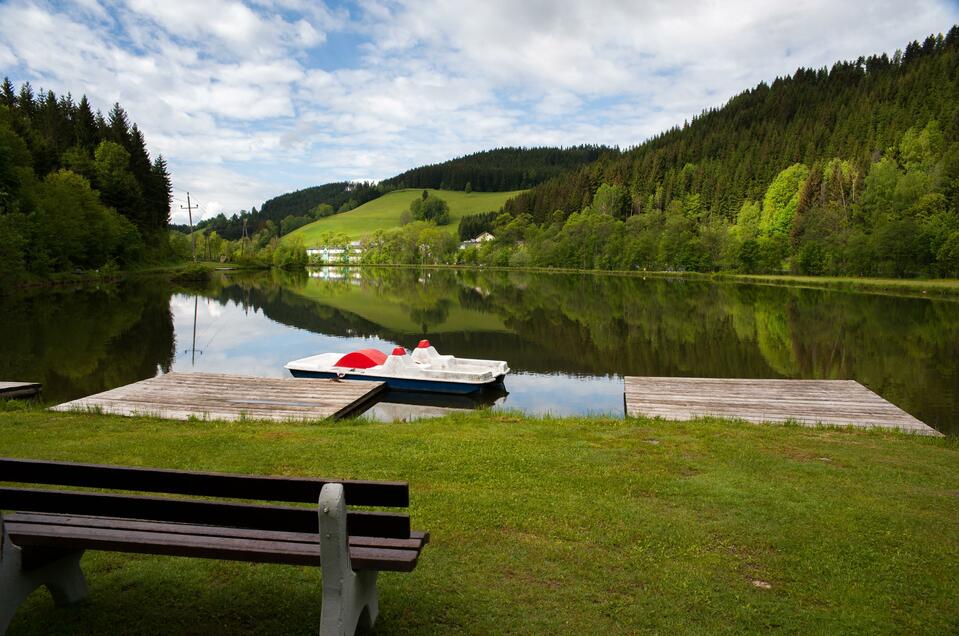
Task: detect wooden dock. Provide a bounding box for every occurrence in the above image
[51,372,384,421]
[624,377,939,436]
[0,381,42,399]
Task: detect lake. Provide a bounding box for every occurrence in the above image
[2,267,956,435]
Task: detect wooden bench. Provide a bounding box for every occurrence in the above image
[0,458,428,636]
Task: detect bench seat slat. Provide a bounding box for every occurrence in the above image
[5,513,429,551]
[5,521,419,572]
[0,457,409,507]
[0,487,410,539]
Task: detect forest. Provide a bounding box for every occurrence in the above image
[477,28,959,278]
[380,145,617,192]
[0,80,171,282]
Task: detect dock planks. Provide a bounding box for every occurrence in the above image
[0,382,42,399]
[51,372,384,421]
[624,377,939,436]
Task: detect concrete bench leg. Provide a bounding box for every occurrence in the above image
[318,484,379,636]
[0,514,87,635]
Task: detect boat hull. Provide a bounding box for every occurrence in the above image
[289,369,505,394]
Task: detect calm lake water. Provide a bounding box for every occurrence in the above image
[2,267,957,434]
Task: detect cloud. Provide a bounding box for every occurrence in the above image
[1,0,957,222]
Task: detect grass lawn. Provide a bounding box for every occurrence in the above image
[1,407,957,634]
[284,189,524,244]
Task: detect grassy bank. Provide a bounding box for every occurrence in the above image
[706,272,959,299]
[1,260,270,292]
[1,407,957,634]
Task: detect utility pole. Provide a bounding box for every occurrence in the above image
[181,192,198,262]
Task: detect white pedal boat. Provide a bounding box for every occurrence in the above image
[285,340,509,394]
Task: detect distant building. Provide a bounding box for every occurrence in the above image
[306,241,363,264]
[458,232,495,250]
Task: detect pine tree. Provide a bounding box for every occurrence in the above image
[128,124,152,181]
[148,155,172,230]
[108,102,130,146]
[16,82,35,117]
[0,78,15,108]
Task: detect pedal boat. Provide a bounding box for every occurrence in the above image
[285,340,509,394]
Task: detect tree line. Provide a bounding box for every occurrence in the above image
[0,80,171,281]
[381,146,617,192]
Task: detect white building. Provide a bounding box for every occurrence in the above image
[458,232,495,250]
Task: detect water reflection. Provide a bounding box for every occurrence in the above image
[1,267,956,434]
[0,280,175,400]
[362,386,509,422]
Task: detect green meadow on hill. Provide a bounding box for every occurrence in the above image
[284,188,523,244]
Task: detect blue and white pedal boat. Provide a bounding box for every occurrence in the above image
[285,340,509,395]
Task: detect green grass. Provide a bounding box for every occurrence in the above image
[284,189,524,244]
[2,406,957,634]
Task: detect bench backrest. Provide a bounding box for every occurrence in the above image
[0,458,411,539]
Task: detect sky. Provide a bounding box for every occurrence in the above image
[1,1,958,224]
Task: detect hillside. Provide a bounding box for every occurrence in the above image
[184,181,381,240]
[284,188,523,244]
[381,145,616,192]
[196,146,608,242]
[473,28,959,278]
[506,29,959,224]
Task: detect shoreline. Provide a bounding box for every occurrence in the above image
[334,263,959,300]
[0,261,271,293]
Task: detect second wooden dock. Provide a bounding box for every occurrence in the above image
[0,381,42,399]
[624,376,939,436]
[51,372,384,421]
